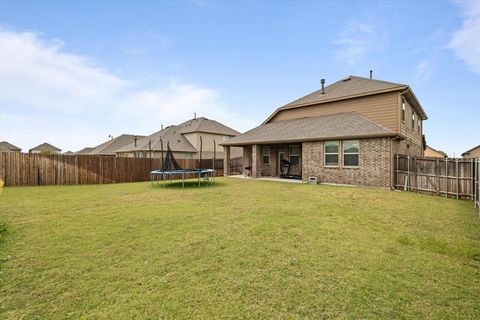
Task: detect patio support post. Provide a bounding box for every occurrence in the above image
[224,146,231,176]
[252,144,261,178]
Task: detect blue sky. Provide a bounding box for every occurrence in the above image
[0,0,479,155]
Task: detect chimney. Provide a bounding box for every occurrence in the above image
[320,79,325,94]
[134,136,137,147]
[369,70,373,79]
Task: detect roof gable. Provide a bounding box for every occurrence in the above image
[178,117,240,136]
[263,76,427,124]
[0,141,21,151]
[29,142,61,152]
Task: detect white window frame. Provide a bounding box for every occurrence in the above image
[343,140,359,167]
[401,100,406,121]
[412,112,415,129]
[324,141,339,167]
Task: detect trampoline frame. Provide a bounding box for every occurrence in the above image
[150,169,215,188]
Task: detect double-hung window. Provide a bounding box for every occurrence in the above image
[289,145,300,165]
[324,141,339,166]
[343,140,359,167]
[262,146,270,164]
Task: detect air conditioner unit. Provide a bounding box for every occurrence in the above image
[308,176,318,185]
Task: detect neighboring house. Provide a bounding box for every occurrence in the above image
[424,145,447,158]
[116,117,241,159]
[0,141,21,152]
[63,151,75,155]
[76,147,95,154]
[461,145,480,159]
[88,134,145,156]
[221,75,428,188]
[29,143,61,154]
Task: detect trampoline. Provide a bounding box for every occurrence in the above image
[150,169,215,188]
[150,139,216,188]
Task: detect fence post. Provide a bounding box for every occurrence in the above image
[471,159,474,201]
[395,154,399,190]
[414,157,418,192]
[406,155,410,191]
[436,158,440,196]
[456,159,459,199]
[445,158,448,198]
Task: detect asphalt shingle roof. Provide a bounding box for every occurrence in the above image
[29,142,61,152]
[88,134,145,155]
[222,112,395,146]
[178,117,240,136]
[116,126,198,153]
[281,76,407,109]
[76,147,95,154]
[0,141,21,152]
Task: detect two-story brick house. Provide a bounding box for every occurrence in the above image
[221,76,427,188]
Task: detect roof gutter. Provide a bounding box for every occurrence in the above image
[220,132,400,147]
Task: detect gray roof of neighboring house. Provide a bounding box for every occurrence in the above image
[0,141,21,152]
[116,126,197,153]
[76,147,95,154]
[88,134,145,155]
[29,142,61,152]
[461,144,480,157]
[63,151,75,155]
[178,117,240,136]
[264,76,427,123]
[221,112,395,146]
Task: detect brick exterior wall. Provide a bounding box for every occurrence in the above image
[251,145,261,178]
[392,139,423,156]
[302,138,392,187]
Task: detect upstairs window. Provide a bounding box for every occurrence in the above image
[324,141,339,166]
[289,145,300,165]
[412,113,415,129]
[343,140,359,167]
[262,146,270,164]
[401,100,406,121]
[418,119,421,132]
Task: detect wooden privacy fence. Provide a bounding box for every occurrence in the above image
[394,155,479,202]
[0,152,237,186]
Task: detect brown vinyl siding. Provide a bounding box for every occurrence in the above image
[268,91,400,132]
[399,94,423,154]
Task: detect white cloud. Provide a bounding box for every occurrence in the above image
[0,29,128,113]
[415,59,431,80]
[334,19,380,65]
[448,1,480,73]
[0,28,249,151]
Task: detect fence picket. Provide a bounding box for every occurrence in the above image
[0,152,242,186]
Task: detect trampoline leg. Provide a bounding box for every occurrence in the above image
[182,172,185,188]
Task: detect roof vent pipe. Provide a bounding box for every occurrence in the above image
[194,112,196,119]
[161,124,163,130]
[134,136,137,147]
[320,79,325,94]
[369,70,373,79]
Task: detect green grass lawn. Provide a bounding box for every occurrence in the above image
[1,178,479,319]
